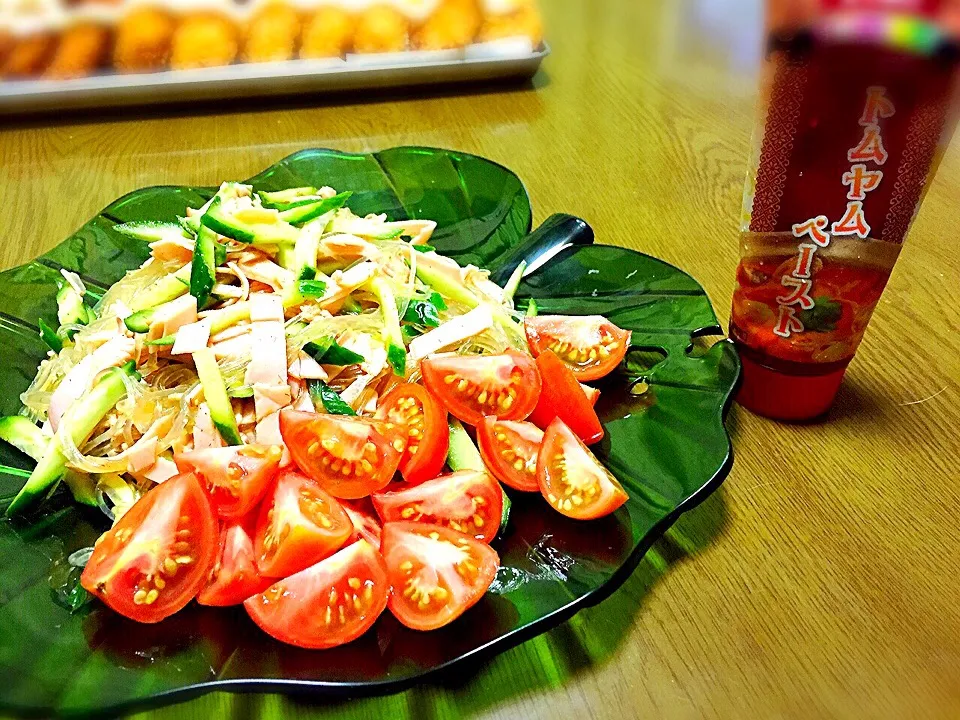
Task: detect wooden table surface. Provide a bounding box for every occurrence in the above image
[2,0,960,718]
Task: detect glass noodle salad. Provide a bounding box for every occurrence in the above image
[0,181,633,648]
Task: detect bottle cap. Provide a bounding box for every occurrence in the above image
[736,352,848,421]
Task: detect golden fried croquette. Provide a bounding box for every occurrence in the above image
[300,5,355,58]
[478,1,542,45]
[413,0,481,50]
[353,4,408,54]
[112,6,175,73]
[1,33,57,77]
[170,13,240,70]
[0,30,15,69]
[242,2,301,63]
[44,22,110,79]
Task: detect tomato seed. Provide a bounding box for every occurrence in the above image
[348,577,361,590]
[400,561,413,571]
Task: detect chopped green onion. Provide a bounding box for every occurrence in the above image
[298,279,328,298]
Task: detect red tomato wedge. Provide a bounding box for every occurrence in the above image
[527,350,604,445]
[198,516,273,606]
[381,522,499,631]
[245,539,389,649]
[81,473,217,623]
[254,470,353,578]
[525,315,631,381]
[375,383,448,485]
[175,444,282,518]
[537,419,628,520]
[280,408,405,499]
[342,498,383,551]
[372,470,503,544]
[580,383,600,406]
[421,351,541,426]
[477,417,543,492]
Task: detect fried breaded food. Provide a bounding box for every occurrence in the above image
[170,12,240,70]
[0,30,15,69]
[113,6,175,73]
[1,33,57,77]
[301,4,355,58]
[243,2,301,63]
[44,22,110,79]
[413,0,480,50]
[353,4,408,54]
[478,1,542,45]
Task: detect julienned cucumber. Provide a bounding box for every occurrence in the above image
[113,220,191,244]
[258,186,318,209]
[189,226,218,308]
[0,417,96,506]
[445,418,511,535]
[278,192,352,226]
[369,278,405,376]
[128,264,192,313]
[200,197,299,245]
[193,348,242,446]
[55,279,94,332]
[5,364,139,516]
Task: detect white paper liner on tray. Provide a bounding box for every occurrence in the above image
[345,49,464,67]
[465,37,535,60]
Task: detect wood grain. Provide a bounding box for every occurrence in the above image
[3,0,960,717]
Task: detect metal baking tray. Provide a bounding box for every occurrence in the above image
[0,42,549,115]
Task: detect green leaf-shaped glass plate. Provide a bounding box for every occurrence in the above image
[0,148,739,717]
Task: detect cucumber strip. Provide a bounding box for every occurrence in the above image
[5,364,139,516]
[369,278,406,376]
[228,385,255,399]
[401,293,444,328]
[193,348,242,446]
[308,380,356,416]
[276,243,297,271]
[201,197,299,245]
[278,192,352,226]
[446,418,485,472]
[304,339,365,366]
[128,264,192,313]
[145,335,176,347]
[298,279,328,298]
[412,244,436,253]
[124,308,155,333]
[63,472,97,507]
[0,416,48,460]
[445,418,510,535]
[526,298,538,317]
[190,227,218,308]
[502,260,527,303]
[258,186,318,209]
[38,319,63,352]
[114,221,191,243]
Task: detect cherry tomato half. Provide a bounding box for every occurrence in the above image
[537,418,628,520]
[198,515,273,606]
[421,351,541,426]
[381,522,499,631]
[372,470,503,544]
[477,417,543,492]
[375,383,448,485]
[245,539,389,649]
[175,444,282,518]
[81,473,217,623]
[280,408,405,499]
[524,315,631,381]
[254,470,353,578]
[527,349,604,444]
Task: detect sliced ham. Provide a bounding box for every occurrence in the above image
[318,261,377,311]
[212,333,251,360]
[249,292,284,323]
[408,305,495,363]
[318,234,380,261]
[193,402,225,450]
[237,254,294,293]
[254,412,291,466]
[244,321,287,388]
[252,383,292,421]
[171,318,212,355]
[292,387,315,413]
[340,332,387,377]
[126,436,159,474]
[143,456,179,484]
[150,235,194,264]
[48,335,136,431]
[146,294,198,341]
[340,374,375,408]
[110,300,133,321]
[288,351,329,381]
